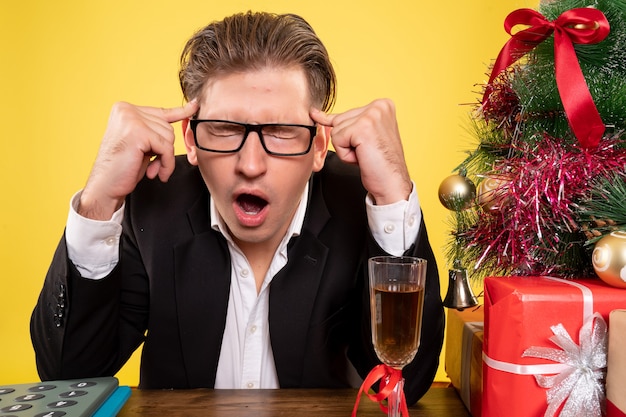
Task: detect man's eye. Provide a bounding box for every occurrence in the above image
[264,127,299,139]
[208,124,243,137]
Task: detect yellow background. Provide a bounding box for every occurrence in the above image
[1,0,536,385]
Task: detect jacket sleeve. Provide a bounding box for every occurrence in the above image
[30,230,149,381]
[400,215,445,405]
[30,235,71,380]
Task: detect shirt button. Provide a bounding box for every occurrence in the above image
[104,237,116,246]
[240,269,249,278]
[408,215,416,227]
[246,382,255,389]
[384,223,395,234]
[250,325,257,334]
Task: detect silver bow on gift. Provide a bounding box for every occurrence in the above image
[522,312,608,417]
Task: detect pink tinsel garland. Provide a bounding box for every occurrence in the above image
[468,135,626,276]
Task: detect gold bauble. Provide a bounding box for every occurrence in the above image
[438,174,476,211]
[477,175,510,212]
[592,231,626,289]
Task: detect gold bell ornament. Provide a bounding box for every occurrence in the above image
[443,260,479,310]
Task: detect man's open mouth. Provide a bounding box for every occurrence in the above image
[237,194,268,215]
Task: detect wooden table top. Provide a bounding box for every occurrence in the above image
[117,386,470,417]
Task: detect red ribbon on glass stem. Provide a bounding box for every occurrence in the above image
[483,7,610,149]
[352,364,409,417]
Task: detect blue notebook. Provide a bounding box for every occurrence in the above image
[92,385,132,417]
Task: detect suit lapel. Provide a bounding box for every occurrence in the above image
[173,195,231,387]
[269,175,331,386]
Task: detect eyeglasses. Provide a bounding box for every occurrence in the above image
[189,119,317,156]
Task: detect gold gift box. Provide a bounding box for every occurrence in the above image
[445,307,484,416]
[607,309,626,415]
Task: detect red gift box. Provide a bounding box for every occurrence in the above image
[483,276,626,417]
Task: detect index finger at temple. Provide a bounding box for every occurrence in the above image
[142,100,199,124]
[310,108,336,127]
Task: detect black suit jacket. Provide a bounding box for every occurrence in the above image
[31,152,444,405]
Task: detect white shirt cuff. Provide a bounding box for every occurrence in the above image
[366,182,421,256]
[66,191,124,279]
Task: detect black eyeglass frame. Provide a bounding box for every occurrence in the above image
[189,119,317,156]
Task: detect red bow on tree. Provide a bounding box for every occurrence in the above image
[483,7,610,149]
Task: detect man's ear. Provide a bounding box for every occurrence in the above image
[312,125,331,172]
[182,119,198,166]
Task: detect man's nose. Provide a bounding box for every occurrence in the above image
[235,131,267,177]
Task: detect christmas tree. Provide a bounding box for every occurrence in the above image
[441,0,626,282]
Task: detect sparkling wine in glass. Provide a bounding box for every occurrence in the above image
[369,256,427,417]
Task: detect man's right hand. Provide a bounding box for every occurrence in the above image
[78,100,199,220]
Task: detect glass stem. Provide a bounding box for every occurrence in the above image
[387,376,404,417]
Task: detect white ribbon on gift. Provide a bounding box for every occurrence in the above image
[482,276,608,417]
[522,312,607,417]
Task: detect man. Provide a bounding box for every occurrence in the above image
[31,11,444,405]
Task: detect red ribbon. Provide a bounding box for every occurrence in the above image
[607,400,626,417]
[352,364,409,417]
[483,7,610,149]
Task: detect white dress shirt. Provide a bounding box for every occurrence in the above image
[66,182,421,388]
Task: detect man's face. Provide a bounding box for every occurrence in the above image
[184,66,329,251]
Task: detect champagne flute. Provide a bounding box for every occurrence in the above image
[369,256,427,417]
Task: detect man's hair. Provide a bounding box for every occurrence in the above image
[179,11,336,112]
